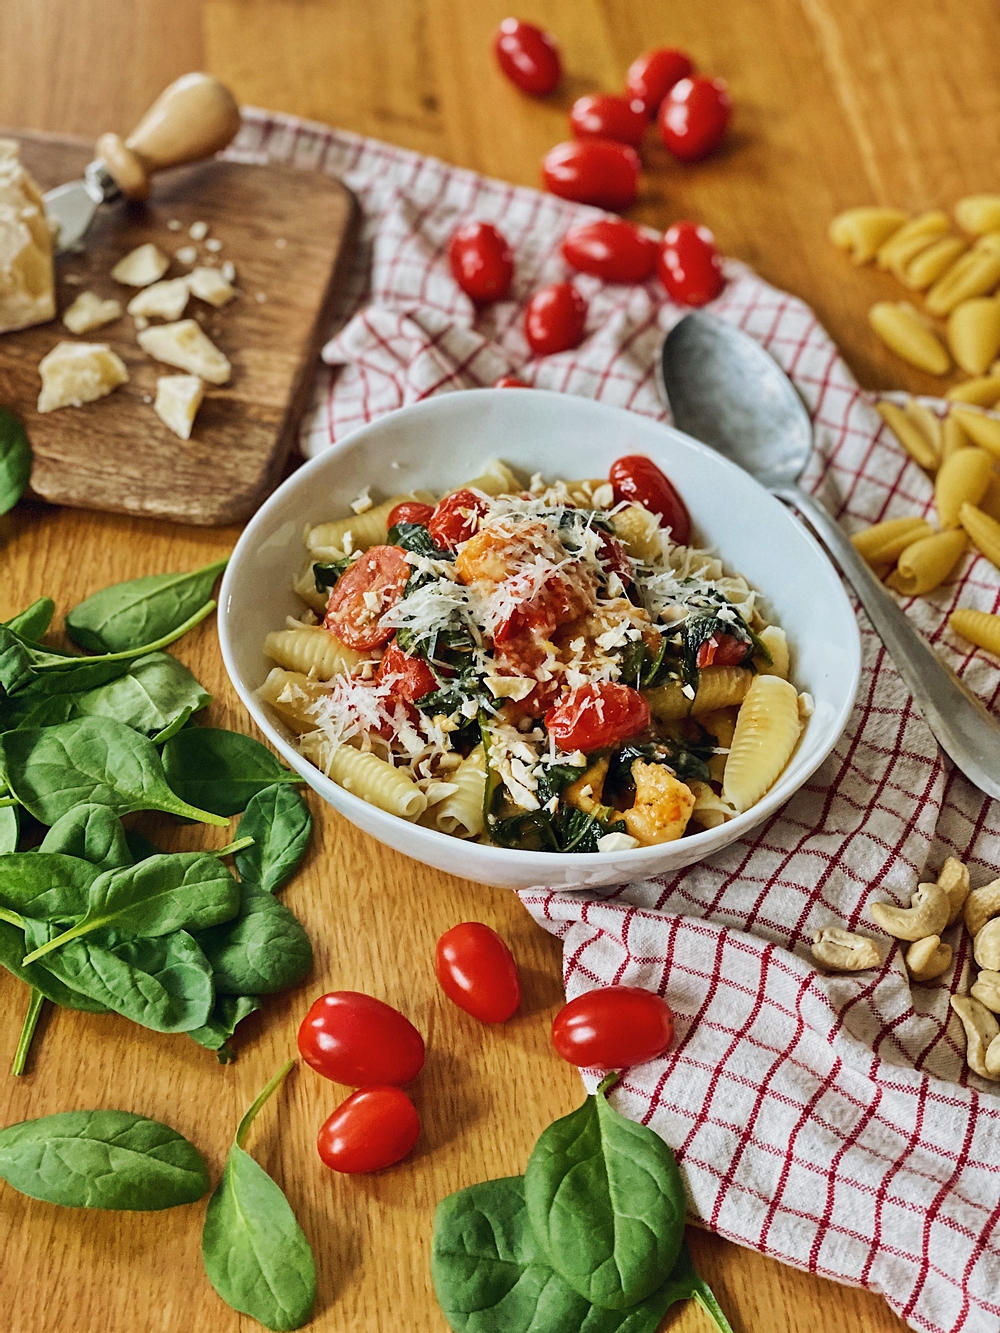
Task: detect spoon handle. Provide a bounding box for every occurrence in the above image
[778,482,1000,801]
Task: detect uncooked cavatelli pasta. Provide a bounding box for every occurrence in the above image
[947,298,1000,376]
[950,608,1000,656]
[887,530,967,596]
[723,675,802,814]
[263,626,365,680]
[946,377,1000,408]
[869,304,950,376]
[934,447,993,529]
[949,407,1000,461]
[876,400,940,468]
[959,502,1000,570]
[851,515,934,566]
[828,206,908,263]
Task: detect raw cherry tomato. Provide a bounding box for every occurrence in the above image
[610,454,691,544]
[435,922,521,1023]
[524,282,587,356]
[386,500,434,529]
[695,632,750,669]
[569,94,647,147]
[494,18,561,95]
[323,545,410,651]
[625,48,694,118]
[297,991,425,1086]
[657,221,724,307]
[552,986,674,1069]
[317,1086,420,1174]
[428,488,491,550]
[542,139,640,213]
[658,76,731,161]
[375,639,437,702]
[561,219,657,284]
[494,375,530,388]
[545,682,650,753]
[448,222,514,303]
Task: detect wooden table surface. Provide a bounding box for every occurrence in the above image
[4,1,994,1329]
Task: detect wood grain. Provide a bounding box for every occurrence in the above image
[5,0,995,1328]
[0,134,356,524]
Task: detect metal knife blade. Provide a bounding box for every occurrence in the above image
[44,161,120,253]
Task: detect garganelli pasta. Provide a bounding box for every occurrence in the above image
[259,457,807,853]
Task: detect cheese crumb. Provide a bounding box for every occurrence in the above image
[137,319,231,384]
[205,237,223,253]
[166,219,182,231]
[220,260,236,283]
[596,832,640,853]
[189,221,208,241]
[350,487,373,515]
[126,277,189,322]
[110,243,169,287]
[62,290,122,334]
[153,374,204,440]
[175,245,197,265]
[186,266,236,308]
[37,341,128,412]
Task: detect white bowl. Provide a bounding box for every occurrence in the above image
[218,389,860,891]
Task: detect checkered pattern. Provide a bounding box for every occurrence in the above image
[228,109,1000,1332]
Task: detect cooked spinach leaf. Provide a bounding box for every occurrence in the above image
[0,804,18,855]
[312,555,354,590]
[234,785,312,895]
[65,557,228,654]
[0,406,31,517]
[388,521,454,560]
[161,727,303,818]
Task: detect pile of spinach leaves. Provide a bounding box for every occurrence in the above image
[431,1074,733,1333]
[0,561,315,1075]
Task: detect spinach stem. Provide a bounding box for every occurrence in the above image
[0,905,25,930]
[0,796,19,808]
[215,836,255,858]
[33,599,218,673]
[236,1059,295,1149]
[21,921,88,965]
[11,988,44,1076]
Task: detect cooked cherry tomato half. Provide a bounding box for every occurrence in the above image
[317,1086,421,1174]
[494,375,530,388]
[542,139,640,213]
[435,922,521,1023]
[448,222,514,303]
[428,488,491,550]
[569,94,647,147]
[695,632,750,669]
[610,454,691,543]
[561,219,657,284]
[376,639,438,702]
[657,221,724,308]
[552,986,674,1069]
[658,75,731,161]
[323,544,410,651]
[494,17,561,95]
[524,282,587,356]
[545,682,650,753]
[298,991,425,1086]
[387,500,434,529]
[625,48,694,118]
[596,530,632,588]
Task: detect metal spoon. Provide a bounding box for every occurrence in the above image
[660,309,1000,801]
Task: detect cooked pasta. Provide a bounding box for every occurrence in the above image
[610,502,664,562]
[434,745,487,837]
[828,207,908,263]
[722,675,801,813]
[946,377,1000,407]
[454,458,519,497]
[258,668,330,733]
[264,626,365,680]
[949,608,1000,656]
[646,666,753,722]
[926,250,1000,318]
[876,400,941,467]
[934,447,993,528]
[301,736,427,821]
[306,495,413,556]
[949,407,1000,461]
[869,305,950,376]
[756,625,790,679]
[959,502,1000,570]
[955,195,1000,235]
[700,708,737,785]
[887,530,967,596]
[292,559,333,615]
[851,515,934,565]
[688,780,739,829]
[947,298,1000,375]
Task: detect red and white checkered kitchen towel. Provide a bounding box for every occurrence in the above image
[229,109,1000,1333]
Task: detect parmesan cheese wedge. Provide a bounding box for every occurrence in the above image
[111,243,169,287]
[37,341,128,412]
[126,278,189,322]
[0,139,55,334]
[62,290,122,334]
[137,319,230,384]
[187,266,236,308]
[153,375,204,440]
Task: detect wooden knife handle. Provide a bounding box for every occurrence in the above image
[96,73,241,200]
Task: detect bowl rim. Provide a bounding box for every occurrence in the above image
[218,389,862,865]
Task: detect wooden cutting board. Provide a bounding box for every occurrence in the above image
[0,131,356,525]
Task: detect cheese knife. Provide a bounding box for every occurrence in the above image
[44,73,242,253]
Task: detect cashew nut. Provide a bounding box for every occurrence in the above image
[987,1034,1000,1078]
[971,970,1000,1013]
[811,927,881,972]
[951,994,1000,1079]
[974,917,1000,971]
[937,856,970,926]
[905,934,953,982]
[964,878,1000,937]
[870,882,950,941]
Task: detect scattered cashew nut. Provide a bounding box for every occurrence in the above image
[974,918,1000,971]
[971,970,1000,1014]
[951,994,1000,1079]
[811,927,881,972]
[905,934,953,981]
[938,856,970,926]
[987,1035,1000,1078]
[964,878,1000,938]
[870,882,950,941]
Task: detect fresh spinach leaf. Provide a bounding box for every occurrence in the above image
[0,803,18,854]
[39,804,133,873]
[21,852,240,965]
[0,1108,209,1209]
[5,597,56,642]
[195,886,312,995]
[187,994,261,1061]
[524,1075,686,1310]
[202,1061,316,1331]
[0,920,110,1013]
[4,655,134,703]
[387,521,454,560]
[651,1241,735,1333]
[59,653,212,737]
[0,851,99,920]
[234,785,312,895]
[161,727,302,818]
[0,627,37,694]
[124,828,163,862]
[0,406,31,516]
[0,717,230,828]
[150,705,196,746]
[65,557,229,653]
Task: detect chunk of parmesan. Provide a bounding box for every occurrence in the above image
[110,243,169,287]
[137,319,231,384]
[0,139,55,334]
[62,290,122,334]
[186,266,236,308]
[126,277,189,322]
[153,374,204,440]
[37,341,128,412]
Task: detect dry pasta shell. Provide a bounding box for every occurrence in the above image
[940,413,971,464]
[903,399,943,457]
[934,446,993,528]
[876,212,949,270]
[949,608,1000,656]
[869,305,950,376]
[977,475,1000,523]
[722,674,801,813]
[946,377,1000,407]
[828,207,908,264]
[887,529,967,596]
[959,501,1000,569]
[926,250,1000,317]
[850,516,934,565]
[949,406,1000,461]
[899,236,967,290]
[947,298,1000,375]
[955,195,1000,235]
[263,625,364,680]
[875,400,940,467]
